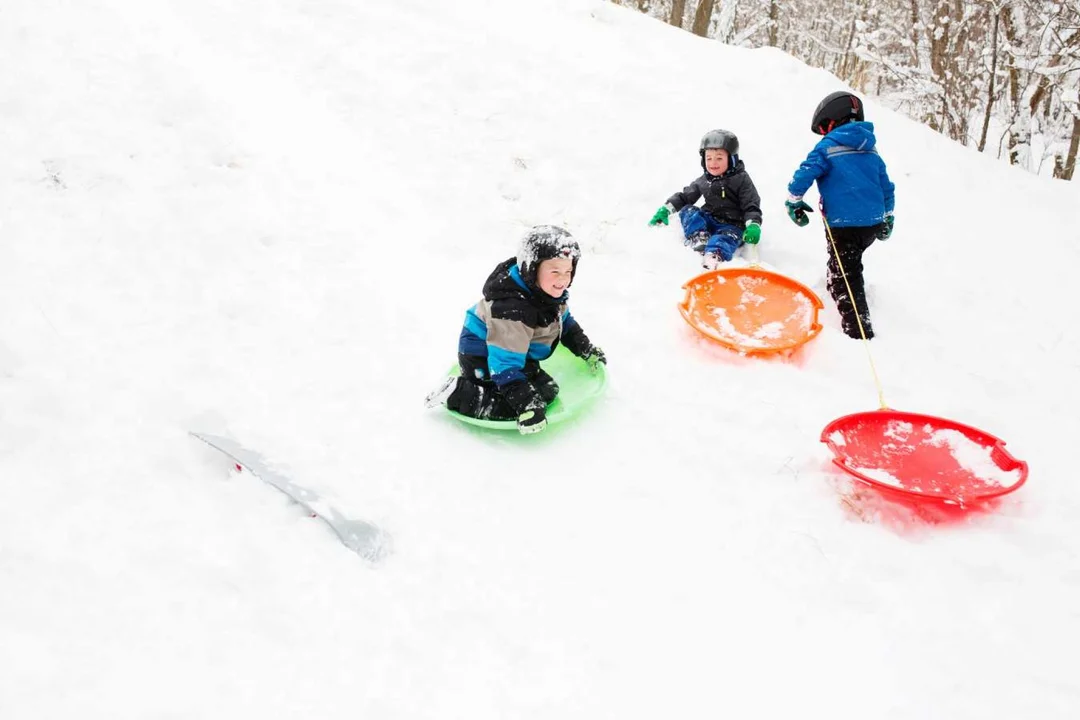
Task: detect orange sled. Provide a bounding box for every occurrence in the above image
[679,267,824,356]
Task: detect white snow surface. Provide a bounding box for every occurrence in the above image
[2,0,1079,718]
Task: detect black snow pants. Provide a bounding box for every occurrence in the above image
[446,355,559,421]
[825,224,884,339]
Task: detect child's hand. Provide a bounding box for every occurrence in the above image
[517,406,547,435]
[879,213,895,240]
[649,206,670,226]
[742,222,761,245]
[785,199,814,227]
[585,347,607,373]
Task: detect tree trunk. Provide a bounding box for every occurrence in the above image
[691,0,717,38]
[669,0,688,28]
[1000,4,1022,164]
[1064,109,1080,181]
[977,9,999,152]
[768,0,779,47]
[909,0,921,66]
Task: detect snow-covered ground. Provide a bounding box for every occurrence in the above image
[2,0,1078,717]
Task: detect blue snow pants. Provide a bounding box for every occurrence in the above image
[679,206,743,261]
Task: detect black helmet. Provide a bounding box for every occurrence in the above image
[699,129,739,174]
[517,225,581,289]
[811,91,864,135]
[699,129,739,156]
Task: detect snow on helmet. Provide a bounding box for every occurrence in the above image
[811,91,865,135]
[699,129,740,156]
[517,225,581,289]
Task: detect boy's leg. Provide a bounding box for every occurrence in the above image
[703,225,744,262]
[678,207,712,251]
[825,227,877,338]
[424,376,460,408]
[532,368,560,404]
[447,378,518,420]
[450,353,517,419]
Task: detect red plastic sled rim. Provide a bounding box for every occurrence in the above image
[821,408,1029,505]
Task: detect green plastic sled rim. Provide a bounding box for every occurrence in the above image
[446,345,607,430]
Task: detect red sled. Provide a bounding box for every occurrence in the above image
[821,409,1029,507]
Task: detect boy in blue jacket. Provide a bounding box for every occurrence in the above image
[424,226,606,435]
[785,91,896,339]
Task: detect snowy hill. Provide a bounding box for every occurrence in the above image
[2,0,1078,717]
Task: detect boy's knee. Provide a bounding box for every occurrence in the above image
[705,232,740,261]
[679,206,707,234]
[534,373,560,404]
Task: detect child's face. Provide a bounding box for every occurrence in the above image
[704,148,729,175]
[535,257,573,298]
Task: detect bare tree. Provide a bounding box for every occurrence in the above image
[1064,104,1080,179]
[691,0,718,38]
[669,0,688,28]
[977,4,1001,152]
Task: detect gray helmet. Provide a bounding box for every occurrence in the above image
[517,225,581,289]
[699,129,739,156]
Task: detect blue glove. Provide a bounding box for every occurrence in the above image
[785,199,814,227]
[879,213,895,240]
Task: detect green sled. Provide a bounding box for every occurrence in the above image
[446,345,607,430]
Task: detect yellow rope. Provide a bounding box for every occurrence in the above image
[822,215,888,409]
[748,242,760,267]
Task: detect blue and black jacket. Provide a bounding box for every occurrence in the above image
[788,122,895,228]
[458,258,594,414]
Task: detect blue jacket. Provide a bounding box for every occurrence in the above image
[787,122,895,228]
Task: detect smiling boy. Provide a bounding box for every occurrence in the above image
[424,226,606,435]
[649,129,763,267]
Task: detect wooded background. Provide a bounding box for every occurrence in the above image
[610,0,1080,179]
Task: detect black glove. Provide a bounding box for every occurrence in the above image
[584,347,606,373]
[517,405,547,435]
[502,380,547,435]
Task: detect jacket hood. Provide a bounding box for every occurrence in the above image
[825,121,877,151]
[482,258,567,307]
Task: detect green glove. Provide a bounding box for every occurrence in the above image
[585,347,607,373]
[785,199,814,227]
[742,222,761,245]
[649,206,670,226]
[879,213,895,240]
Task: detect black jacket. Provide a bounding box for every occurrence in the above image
[666,159,763,226]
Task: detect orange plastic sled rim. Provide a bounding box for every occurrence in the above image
[678,267,824,356]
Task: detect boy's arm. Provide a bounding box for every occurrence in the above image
[880,161,896,214]
[562,310,606,370]
[561,310,595,358]
[665,177,705,212]
[737,174,763,225]
[787,144,829,200]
